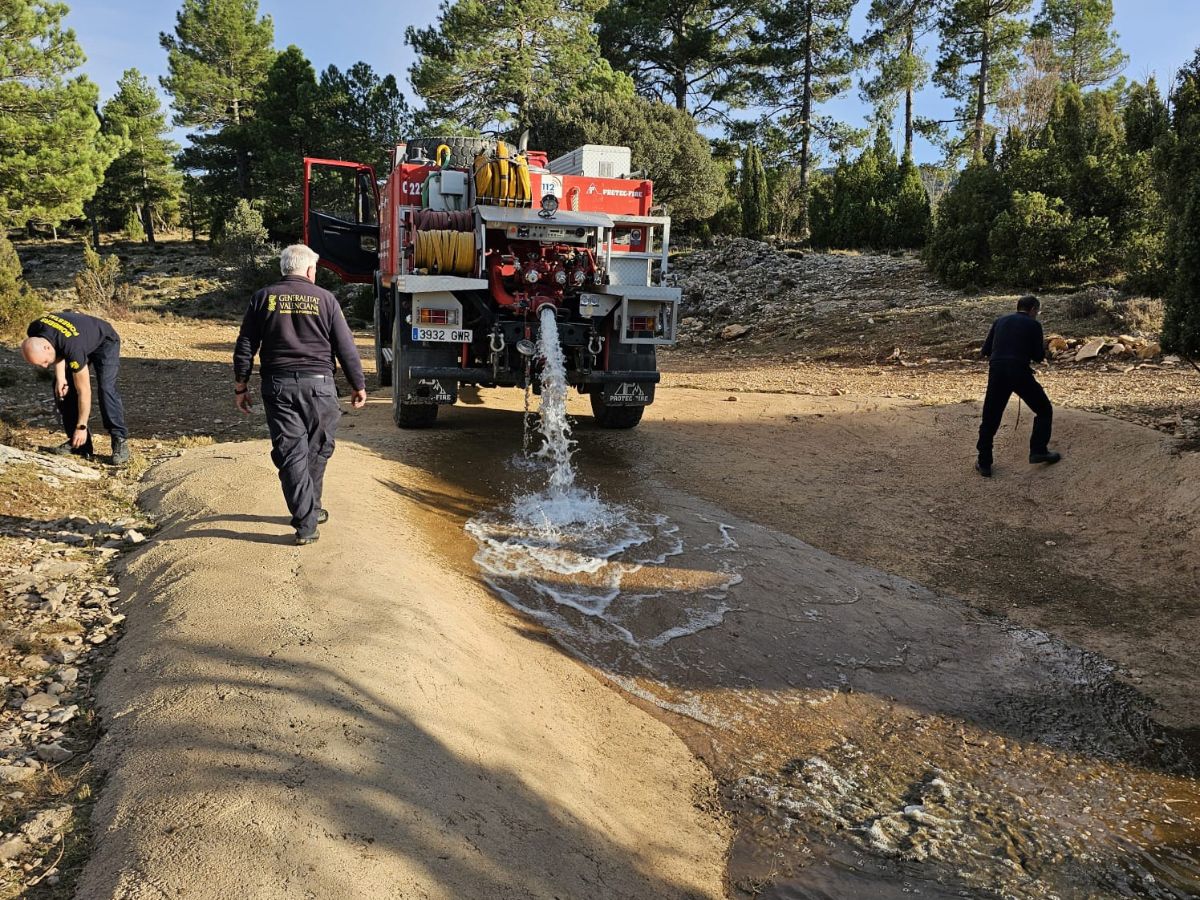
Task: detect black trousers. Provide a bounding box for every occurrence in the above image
[261,372,341,535]
[56,336,127,455]
[977,361,1053,466]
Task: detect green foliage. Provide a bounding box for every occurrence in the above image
[0,0,122,228]
[0,232,43,342]
[214,199,271,285]
[1124,78,1170,153]
[859,0,936,155]
[934,0,1033,157]
[526,92,725,223]
[1163,51,1200,355]
[988,190,1110,286]
[93,68,183,243]
[74,241,133,316]
[316,62,410,174]
[1031,0,1126,88]
[925,159,1010,286]
[751,0,858,240]
[406,0,633,131]
[596,0,759,119]
[740,144,769,239]
[161,0,276,204]
[809,129,929,250]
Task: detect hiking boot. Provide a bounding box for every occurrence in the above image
[316,508,329,525]
[295,528,320,546]
[975,460,992,478]
[111,437,130,466]
[49,440,92,460]
[1029,451,1062,465]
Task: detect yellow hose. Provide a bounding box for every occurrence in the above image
[471,141,533,207]
[436,143,451,167]
[414,229,476,276]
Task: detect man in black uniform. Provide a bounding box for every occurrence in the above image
[20,312,130,465]
[976,294,1061,477]
[234,244,367,545]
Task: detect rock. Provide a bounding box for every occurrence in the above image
[56,668,78,687]
[1136,341,1161,360]
[1109,343,1129,358]
[1074,339,1105,362]
[123,529,147,544]
[34,743,72,764]
[20,693,59,713]
[0,445,100,481]
[19,656,50,672]
[20,806,70,843]
[720,324,750,340]
[46,706,77,726]
[0,838,27,862]
[0,766,35,784]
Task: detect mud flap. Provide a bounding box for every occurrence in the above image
[600,380,655,406]
[405,376,458,406]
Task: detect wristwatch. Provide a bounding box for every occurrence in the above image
[75,425,87,431]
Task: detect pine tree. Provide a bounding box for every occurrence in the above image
[753,0,857,242]
[316,63,410,173]
[934,0,1033,158]
[859,0,936,158]
[243,47,320,238]
[160,0,275,199]
[406,0,633,131]
[596,0,760,120]
[1163,51,1200,355]
[94,69,183,245]
[1031,0,1126,88]
[891,154,931,248]
[0,0,121,230]
[995,36,1061,137]
[740,143,769,238]
[1124,78,1170,153]
[0,231,42,341]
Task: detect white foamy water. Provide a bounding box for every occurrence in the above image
[466,308,741,649]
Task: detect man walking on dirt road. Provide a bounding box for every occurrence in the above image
[21,312,130,465]
[233,244,367,545]
[976,295,1061,478]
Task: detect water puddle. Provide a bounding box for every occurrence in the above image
[455,309,1200,899]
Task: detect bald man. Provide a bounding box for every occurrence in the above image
[21,312,129,465]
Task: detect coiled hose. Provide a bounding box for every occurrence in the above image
[413,229,475,276]
[473,140,531,207]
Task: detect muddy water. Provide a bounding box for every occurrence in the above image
[376,395,1200,900]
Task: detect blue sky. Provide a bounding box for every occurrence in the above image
[66,0,1200,165]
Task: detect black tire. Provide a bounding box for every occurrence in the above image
[392,312,439,429]
[373,282,392,388]
[590,392,645,429]
[406,136,494,165]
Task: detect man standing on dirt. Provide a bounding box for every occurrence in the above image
[976,295,1061,478]
[20,312,130,465]
[233,243,367,545]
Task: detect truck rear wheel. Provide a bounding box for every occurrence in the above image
[589,393,645,429]
[392,313,439,429]
[374,283,392,388]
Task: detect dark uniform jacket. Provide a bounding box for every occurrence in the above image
[234,274,366,390]
[981,312,1045,367]
[27,312,117,373]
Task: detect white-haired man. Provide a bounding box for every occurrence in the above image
[21,312,130,464]
[233,244,367,545]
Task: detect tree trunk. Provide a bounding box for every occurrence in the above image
[904,23,915,158]
[673,70,688,111]
[232,98,251,199]
[90,216,100,250]
[140,203,157,247]
[798,4,814,243]
[974,7,992,157]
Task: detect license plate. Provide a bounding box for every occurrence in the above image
[412,327,473,343]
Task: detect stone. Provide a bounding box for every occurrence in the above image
[0,767,35,784]
[19,656,50,672]
[1108,343,1129,358]
[46,706,77,726]
[720,324,750,341]
[56,668,78,687]
[1136,341,1161,360]
[0,445,100,481]
[34,743,72,764]
[1074,339,1105,362]
[0,838,27,862]
[123,529,147,544]
[20,806,70,843]
[20,693,58,713]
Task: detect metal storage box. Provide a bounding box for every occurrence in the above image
[547,145,633,179]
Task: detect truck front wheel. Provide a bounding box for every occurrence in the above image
[589,392,645,429]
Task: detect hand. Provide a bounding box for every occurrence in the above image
[55,378,68,399]
[70,426,88,449]
[349,388,367,410]
[235,388,253,414]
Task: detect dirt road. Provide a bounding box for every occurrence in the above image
[76,437,729,900]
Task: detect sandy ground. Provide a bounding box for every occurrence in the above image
[75,440,728,900]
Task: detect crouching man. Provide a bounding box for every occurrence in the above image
[234,244,367,545]
[21,312,130,465]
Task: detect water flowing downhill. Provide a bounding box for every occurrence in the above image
[465,307,740,650]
